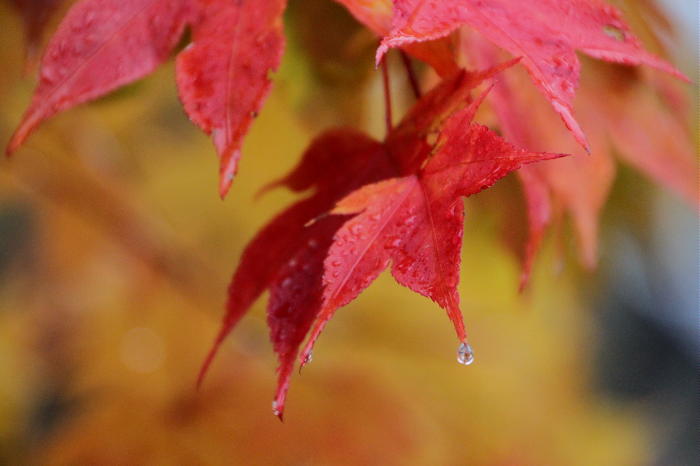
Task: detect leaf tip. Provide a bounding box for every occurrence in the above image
[518,271,530,294]
[254,179,283,201]
[196,323,233,390]
[195,342,220,391]
[6,126,28,157]
[219,175,234,199]
[272,400,284,422]
[375,42,389,69]
[298,347,312,370]
[218,147,240,199]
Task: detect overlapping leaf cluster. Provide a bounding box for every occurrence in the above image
[7,0,693,417]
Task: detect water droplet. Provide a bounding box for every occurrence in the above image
[272,400,281,417]
[603,24,625,41]
[457,342,475,365]
[385,237,401,249]
[303,351,313,364]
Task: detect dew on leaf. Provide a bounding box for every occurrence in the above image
[403,215,417,226]
[602,24,625,41]
[302,350,313,365]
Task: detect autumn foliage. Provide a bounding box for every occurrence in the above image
[6,0,695,419]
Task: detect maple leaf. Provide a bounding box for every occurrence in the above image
[176,0,286,198]
[377,0,687,150]
[200,65,564,418]
[199,129,394,420]
[467,32,615,280]
[595,68,697,205]
[297,91,564,366]
[7,0,287,198]
[6,0,191,154]
[335,0,458,76]
[464,31,696,287]
[200,70,492,417]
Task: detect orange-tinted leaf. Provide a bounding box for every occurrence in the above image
[466,33,693,284]
[601,78,697,205]
[176,0,286,198]
[378,0,687,149]
[334,0,393,35]
[335,0,458,76]
[516,168,551,290]
[7,0,191,154]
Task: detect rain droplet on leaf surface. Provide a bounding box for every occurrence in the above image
[303,350,313,365]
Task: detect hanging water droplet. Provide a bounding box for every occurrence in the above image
[272,400,281,417]
[457,342,475,365]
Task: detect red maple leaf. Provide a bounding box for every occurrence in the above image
[198,127,393,420]
[335,0,458,76]
[200,66,564,418]
[4,0,692,420]
[6,0,191,154]
[377,0,687,150]
[298,87,564,368]
[464,30,696,286]
[6,0,286,198]
[177,0,286,198]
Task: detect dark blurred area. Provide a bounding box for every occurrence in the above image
[597,185,699,466]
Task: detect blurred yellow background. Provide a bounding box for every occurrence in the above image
[0,1,696,465]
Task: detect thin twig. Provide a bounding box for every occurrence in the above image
[400,51,421,99]
[380,54,393,134]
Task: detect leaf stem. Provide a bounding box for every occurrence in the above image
[380,54,393,134]
[400,51,421,99]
